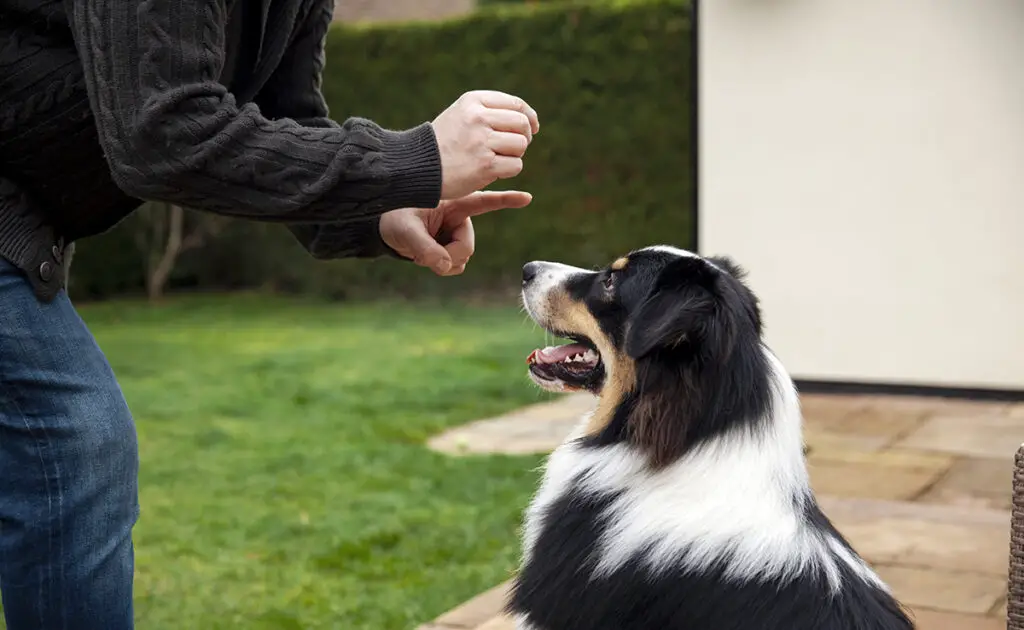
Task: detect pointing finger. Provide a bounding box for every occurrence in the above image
[443,190,533,224]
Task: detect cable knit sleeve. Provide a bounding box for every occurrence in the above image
[64,0,442,225]
[254,0,407,260]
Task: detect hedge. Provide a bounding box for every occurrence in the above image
[70,0,694,300]
[477,0,566,5]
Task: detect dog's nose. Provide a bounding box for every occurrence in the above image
[522,262,540,285]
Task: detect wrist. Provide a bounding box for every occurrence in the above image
[358,120,443,211]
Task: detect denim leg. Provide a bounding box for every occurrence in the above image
[0,259,138,630]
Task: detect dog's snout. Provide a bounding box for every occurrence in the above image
[522,262,540,285]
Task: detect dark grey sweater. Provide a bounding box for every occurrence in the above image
[0,0,441,301]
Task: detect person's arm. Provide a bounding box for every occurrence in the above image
[65,0,441,226]
[253,0,402,260]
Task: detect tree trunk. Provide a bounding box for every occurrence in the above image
[146,204,184,302]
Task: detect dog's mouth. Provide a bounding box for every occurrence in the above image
[526,336,605,392]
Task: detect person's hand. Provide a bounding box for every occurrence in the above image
[379,190,533,276]
[431,91,540,200]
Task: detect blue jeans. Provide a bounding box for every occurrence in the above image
[0,259,138,629]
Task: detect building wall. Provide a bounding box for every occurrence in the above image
[332,0,474,23]
[699,0,1024,390]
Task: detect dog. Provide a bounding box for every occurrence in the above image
[507,245,914,630]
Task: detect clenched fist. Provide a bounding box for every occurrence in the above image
[431,91,540,200]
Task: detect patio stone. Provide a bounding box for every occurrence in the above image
[834,516,1008,576]
[910,608,1005,630]
[895,413,1024,460]
[858,396,1007,416]
[817,496,1009,526]
[806,448,952,500]
[798,394,866,422]
[420,393,1020,630]
[474,616,516,630]
[992,597,1008,618]
[803,425,892,454]
[802,400,928,444]
[875,564,1005,615]
[428,394,592,455]
[918,456,1013,511]
[433,582,512,629]
[811,447,954,470]
[444,598,1011,630]
[817,496,1010,577]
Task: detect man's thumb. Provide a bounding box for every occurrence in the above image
[406,225,452,274]
[418,245,451,274]
[431,256,452,275]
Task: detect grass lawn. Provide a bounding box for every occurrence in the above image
[60,295,560,629]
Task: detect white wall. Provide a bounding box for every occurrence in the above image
[698,0,1024,390]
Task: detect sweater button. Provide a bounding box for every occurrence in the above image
[39,261,53,282]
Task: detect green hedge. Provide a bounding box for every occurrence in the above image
[477,0,567,5]
[71,0,694,300]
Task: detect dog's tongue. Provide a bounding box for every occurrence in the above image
[527,344,591,365]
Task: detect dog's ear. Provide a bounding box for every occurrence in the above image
[624,257,735,361]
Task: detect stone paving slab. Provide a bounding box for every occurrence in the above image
[919,456,1013,511]
[473,616,516,630]
[895,412,1024,460]
[469,616,514,630]
[801,400,929,443]
[807,448,953,501]
[995,597,1008,617]
[428,393,1016,459]
[429,582,512,629]
[874,564,1005,615]
[910,608,1006,630]
[419,392,1024,630]
[804,425,893,453]
[820,496,1010,577]
[434,605,1009,630]
[427,394,593,455]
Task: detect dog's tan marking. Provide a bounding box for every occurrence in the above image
[589,357,635,436]
[611,257,629,271]
[547,289,636,437]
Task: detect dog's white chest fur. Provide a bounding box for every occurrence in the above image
[520,356,883,594]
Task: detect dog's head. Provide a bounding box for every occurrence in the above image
[521,245,769,467]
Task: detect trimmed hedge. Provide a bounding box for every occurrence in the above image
[477,0,566,5]
[71,0,694,300]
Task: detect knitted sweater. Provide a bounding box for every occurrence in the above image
[0,0,441,301]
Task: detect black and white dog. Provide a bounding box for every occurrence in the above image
[508,246,914,630]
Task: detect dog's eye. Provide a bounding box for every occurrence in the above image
[602,273,615,291]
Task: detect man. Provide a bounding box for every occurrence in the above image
[0,0,540,628]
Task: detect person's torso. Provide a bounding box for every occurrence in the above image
[0,0,313,241]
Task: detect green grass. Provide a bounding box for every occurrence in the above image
[75,295,558,628]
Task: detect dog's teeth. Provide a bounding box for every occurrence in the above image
[583,349,598,362]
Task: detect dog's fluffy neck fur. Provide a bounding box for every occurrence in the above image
[513,347,905,630]
[526,347,871,582]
